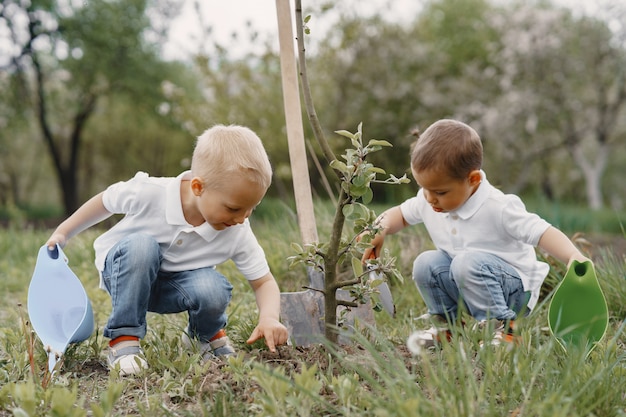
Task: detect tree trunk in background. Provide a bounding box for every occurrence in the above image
[33,52,97,216]
[571,142,608,211]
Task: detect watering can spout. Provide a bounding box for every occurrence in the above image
[47,349,62,373]
[28,244,95,372]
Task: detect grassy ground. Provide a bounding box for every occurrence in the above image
[0,201,625,416]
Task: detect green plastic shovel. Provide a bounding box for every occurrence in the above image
[548,260,608,357]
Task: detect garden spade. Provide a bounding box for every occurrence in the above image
[28,244,94,372]
[275,0,374,346]
[548,259,608,358]
[367,250,395,317]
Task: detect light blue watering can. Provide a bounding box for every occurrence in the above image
[27,244,94,372]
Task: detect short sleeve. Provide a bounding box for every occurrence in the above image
[399,191,425,225]
[101,172,150,215]
[501,197,551,246]
[234,222,271,280]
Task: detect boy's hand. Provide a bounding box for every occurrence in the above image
[567,253,591,268]
[357,231,383,263]
[46,233,67,250]
[246,317,288,352]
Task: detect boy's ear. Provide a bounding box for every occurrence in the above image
[468,170,482,186]
[190,177,204,196]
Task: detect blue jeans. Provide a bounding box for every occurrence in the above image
[101,233,233,342]
[413,250,529,322]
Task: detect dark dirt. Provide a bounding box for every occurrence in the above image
[59,343,415,414]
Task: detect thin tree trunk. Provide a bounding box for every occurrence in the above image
[31,50,96,216]
[294,0,346,343]
[571,142,608,210]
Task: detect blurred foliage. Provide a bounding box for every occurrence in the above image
[0,0,625,218]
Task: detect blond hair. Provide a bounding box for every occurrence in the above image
[411,119,483,180]
[191,125,272,190]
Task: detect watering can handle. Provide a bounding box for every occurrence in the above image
[45,243,68,264]
[47,244,60,259]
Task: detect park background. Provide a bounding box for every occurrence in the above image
[1,0,625,223]
[1,0,626,415]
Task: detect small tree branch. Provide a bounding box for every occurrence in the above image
[337,300,359,308]
[302,286,325,295]
[332,278,361,291]
[294,0,337,167]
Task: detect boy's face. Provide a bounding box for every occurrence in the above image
[412,168,481,213]
[191,174,266,230]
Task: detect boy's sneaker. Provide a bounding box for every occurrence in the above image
[477,319,521,348]
[407,326,452,352]
[107,340,148,376]
[183,329,236,361]
[209,332,236,357]
[406,315,452,355]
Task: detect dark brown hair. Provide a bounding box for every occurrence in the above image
[410,119,483,180]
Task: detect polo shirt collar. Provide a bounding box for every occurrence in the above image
[451,170,489,220]
[165,170,224,241]
[166,171,192,226]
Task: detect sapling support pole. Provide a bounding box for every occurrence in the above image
[275,0,374,345]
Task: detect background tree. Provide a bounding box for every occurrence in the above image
[0,0,186,216]
[1,0,625,219]
[475,3,626,209]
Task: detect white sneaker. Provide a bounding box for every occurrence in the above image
[107,340,148,376]
[407,326,452,355]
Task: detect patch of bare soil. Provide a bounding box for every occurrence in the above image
[64,343,414,414]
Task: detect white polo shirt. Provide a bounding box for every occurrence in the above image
[400,171,551,310]
[93,171,270,288]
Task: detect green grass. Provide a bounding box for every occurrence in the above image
[524,196,626,235]
[0,200,625,416]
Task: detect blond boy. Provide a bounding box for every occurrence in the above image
[47,125,288,375]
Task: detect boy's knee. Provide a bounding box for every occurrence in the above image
[413,250,448,285]
[127,233,159,252]
[192,271,233,312]
[118,233,160,267]
[451,252,493,273]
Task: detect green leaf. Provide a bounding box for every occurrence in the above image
[334,129,355,139]
[352,173,369,187]
[330,159,348,173]
[342,204,355,218]
[345,202,368,220]
[361,187,374,204]
[349,184,368,197]
[351,256,364,278]
[367,139,393,147]
[369,278,385,287]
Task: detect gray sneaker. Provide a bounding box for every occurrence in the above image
[209,334,236,358]
[475,319,520,348]
[182,330,236,361]
[107,340,148,376]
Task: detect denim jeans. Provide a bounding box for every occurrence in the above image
[412,250,529,322]
[101,233,233,342]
